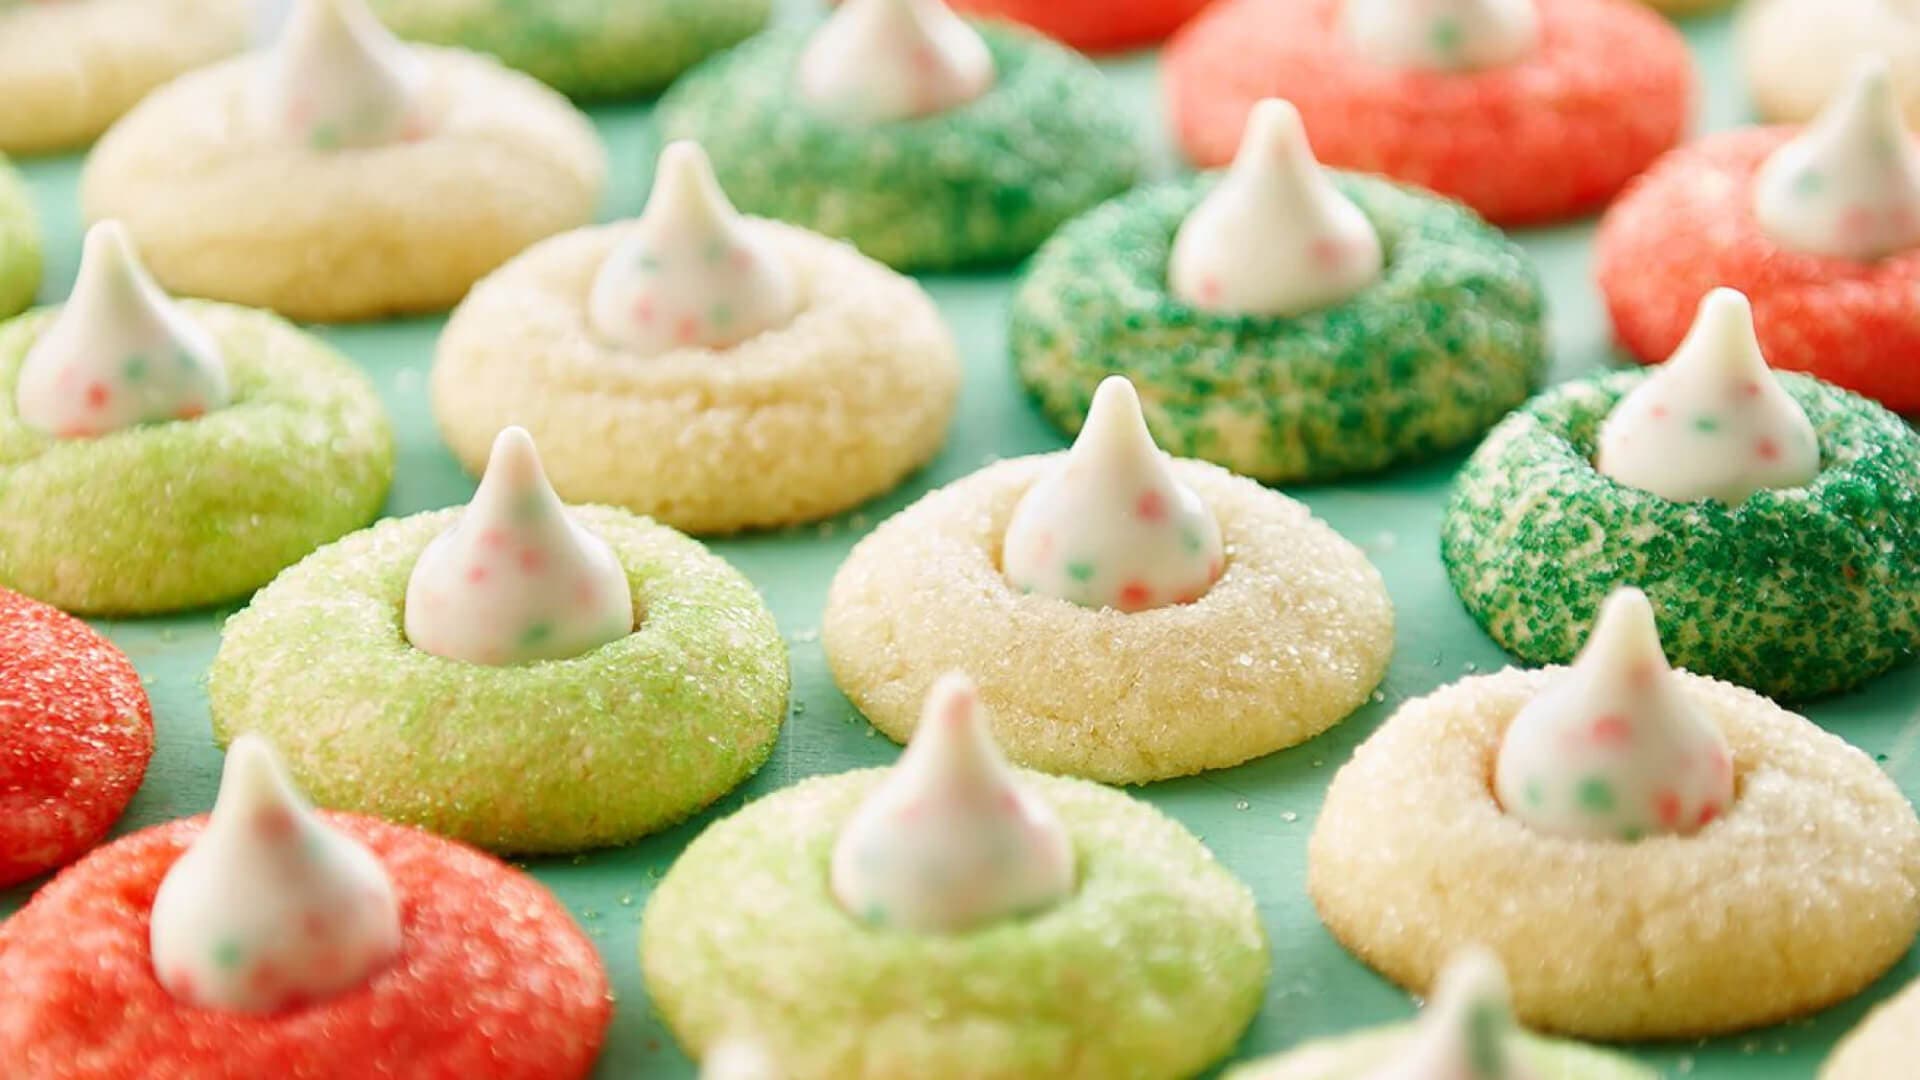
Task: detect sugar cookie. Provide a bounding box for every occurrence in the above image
[0,285,393,615]
[823,439,1393,784]
[1164,0,1692,225]
[1441,361,1920,701]
[0,0,248,155]
[0,156,39,319]
[0,588,152,889]
[208,499,789,854]
[1737,0,1920,125]
[655,15,1138,271]
[1012,147,1544,484]
[641,695,1269,1079]
[949,0,1213,52]
[80,0,604,322]
[432,144,959,535]
[366,0,770,100]
[1308,664,1920,1039]
[0,774,609,1075]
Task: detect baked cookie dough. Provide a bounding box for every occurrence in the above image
[1738,0,1920,124]
[824,453,1394,784]
[207,506,789,854]
[1164,0,1692,226]
[80,14,605,322]
[655,21,1139,271]
[432,217,959,535]
[0,808,609,1076]
[1012,172,1545,484]
[1308,667,1920,1040]
[1441,370,1920,701]
[0,588,152,889]
[0,0,249,155]
[948,0,1213,52]
[0,157,40,319]
[1824,973,1920,1079]
[0,302,393,615]
[642,768,1269,1080]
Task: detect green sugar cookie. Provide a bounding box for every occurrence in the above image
[1441,370,1920,701]
[642,769,1269,1080]
[208,506,789,854]
[1011,174,1547,484]
[0,302,392,615]
[655,22,1140,272]
[366,0,770,101]
[1224,1025,1656,1080]
[0,157,40,320]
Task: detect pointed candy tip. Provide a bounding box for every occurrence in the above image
[1430,944,1510,1010]
[215,735,302,817]
[1588,585,1661,648]
[1243,97,1308,154]
[1845,54,1894,103]
[1673,287,1767,372]
[485,424,540,468]
[1079,376,1157,451]
[924,671,980,727]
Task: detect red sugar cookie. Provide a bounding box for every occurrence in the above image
[955,0,1215,52]
[0,814,611,1079]
[1596,127,1920,412]
[0,588,152,889]
[1164,0,1693,225]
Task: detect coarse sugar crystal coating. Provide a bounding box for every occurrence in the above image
[1596,126,1920,413]
[0,302,393,615]
[432,219,960,535]
[1308,667,1920,1040]
[1823,972,1920,1079]
[0,156,40,320]
[1441,369,1920,701]
[208,506,789,854]
[0,813,610,1079]
[1222,1024,1656,1080]
[80,47,604,322]
[823,455,1393,783]
[950,0,1213,51]
[655,22,1140,272]
[366,0,770,100]
[0,588,152,889]
[1163,0,1692,226]
[1011,173,1545,484]
[642,769,1269,1080]
[0,0,248,155]
[1737,0,1920,125]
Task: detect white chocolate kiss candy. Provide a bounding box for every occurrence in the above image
[1170,99,1383,319]
[1362,948,1534,1080]
[797,0,994,123]
[1596,288,1819,505]
[255,0,426,151]
[1004,377,1223,612]
[1494,588,1735,843]
[1754,57,1920,261]
[831,673,1075,933]
[587,141,799,356]
[15,221,229,439]
[149,736,402,1012]
[1344,0,1540,73]
[404,426,633,666]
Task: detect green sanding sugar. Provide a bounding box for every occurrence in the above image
[0,155,40,320]
[1009,173,1546,483]
[655,22,1141,272]
[0,302,392,615]
[367,0,770,100]
[1441,370,1920,701]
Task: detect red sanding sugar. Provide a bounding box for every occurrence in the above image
[0,813,611,1079]
[955,0,1216,52]
[1597,127,1920,413]
[1163,0,1693,225]
[0,588,152,889]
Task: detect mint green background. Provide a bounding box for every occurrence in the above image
[4,7,1917,1077]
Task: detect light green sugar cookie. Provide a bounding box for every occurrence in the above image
[366,0,770,100]
[1441,370,1920,701]
[1224,1025,1657,1080]
[0,302,391,614]
[1011,174,1546,484]
[656,22,1141,272]
[209,506,789,854]
[0,156,41,319]
[642,769,1269,1080]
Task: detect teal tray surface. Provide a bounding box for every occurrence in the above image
[4,7,1916,1078]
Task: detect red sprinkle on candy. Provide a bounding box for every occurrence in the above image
[1117,582,1153,611]
[1588,715,1633,747]
[1135,491,1168,522]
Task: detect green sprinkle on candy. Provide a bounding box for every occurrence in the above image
[1523,780,1544,807]
[213,940,244,969]
[520,622,553,648]
[1691,415,1720,435]
[122,355,148,381]
[1429,18,1464,55]
[1577,776,1616,813]
[1066,561,1095,583]
[513,492,544,522]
